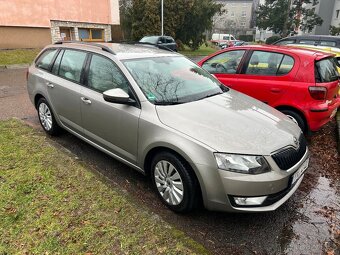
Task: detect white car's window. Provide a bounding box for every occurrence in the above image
[88,54,129,93]
[59,50,87,83]
[123,56,224,104]
[201,50,245,74]
[36,49,58,71]
[299,40,317,45]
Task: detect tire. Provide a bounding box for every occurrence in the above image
[37,98,61,136]
[150,151,199,213]
[280,109,306,133]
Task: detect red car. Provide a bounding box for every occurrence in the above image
[198,45,340,132]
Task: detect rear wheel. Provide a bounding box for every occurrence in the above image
[280,109,306,133]
[37,98,61,136]
[150,152,199,213]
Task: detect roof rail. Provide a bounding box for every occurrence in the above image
[132,42,174,52]
[54,41,115,55]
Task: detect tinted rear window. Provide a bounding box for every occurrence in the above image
[315,58,339,83]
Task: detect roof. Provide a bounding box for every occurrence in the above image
[221,44,334,58]
[278,35,340,41]
[49,42,178,60]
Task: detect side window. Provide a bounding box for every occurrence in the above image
[245,51,284,76]
[201,50,246,74]
[166,37,174,43]
[275,40,295,45]
[87,54,130,93]
[36,49,58,70]
[59,50,87,83]
[299,40,317,45]
[51,50,64,75]
[319,41,336,47]
[277,55,294,75]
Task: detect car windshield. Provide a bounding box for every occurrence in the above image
[123,56,224,104]
[139,36,159,44]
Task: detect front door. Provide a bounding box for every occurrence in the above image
[200,50,246,89]
[80,54,141,163]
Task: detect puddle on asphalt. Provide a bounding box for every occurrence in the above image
[282,175,339,254]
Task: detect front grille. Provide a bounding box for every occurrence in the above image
[272,135,307,170]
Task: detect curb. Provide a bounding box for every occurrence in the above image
[336,110,340,153]
[0,64,29,70]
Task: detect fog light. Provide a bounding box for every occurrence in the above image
[234,196,267,206]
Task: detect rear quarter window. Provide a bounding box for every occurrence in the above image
[315,58,339,83]
[36,49,58,71]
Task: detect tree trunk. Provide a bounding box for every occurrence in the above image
[282,0,292,37]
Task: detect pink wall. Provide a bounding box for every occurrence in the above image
[0,0,119,27]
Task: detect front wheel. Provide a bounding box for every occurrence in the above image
[37,98,61,136]
[150,152,199,213]
[280,109,306,133]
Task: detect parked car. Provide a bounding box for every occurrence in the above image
[273,35,340,49]
[286,44,340,73]
[211,33,237,46]
[198,45,340,132]
[139,35,177,51]
[28,42,309,213]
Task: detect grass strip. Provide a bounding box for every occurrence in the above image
[0,49,41,66]
[0,119,208,254]
[179,45,217,56]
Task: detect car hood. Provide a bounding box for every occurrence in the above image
[156,90,302,155]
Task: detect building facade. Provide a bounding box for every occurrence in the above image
[213,0,256,39]
[306,0,337,35]
[0,0,120,49]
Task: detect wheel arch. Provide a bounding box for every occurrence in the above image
[143,145,204,203]
[275,105,308,130]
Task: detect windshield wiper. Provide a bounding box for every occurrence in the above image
[154,101,185,105]
[200,91,223,100]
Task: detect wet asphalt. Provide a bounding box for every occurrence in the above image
[0,67,339,255]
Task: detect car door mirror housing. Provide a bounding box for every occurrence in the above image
[103,88,132,104]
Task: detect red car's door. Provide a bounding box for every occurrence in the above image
[234,50,296,105]
[200,49,247,88]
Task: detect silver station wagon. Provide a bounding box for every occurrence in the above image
[27,42,310,213]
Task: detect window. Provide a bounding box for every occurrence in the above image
[58,50,87,83]
[36,49,58,70]
[231,12,235,17]
[165,37,174,43]
[240,22,246,27]
[202,50,246,74]
[88,54,130,93]
[275,40,295,45]
[336,9,340,18]
[242,11,247,17]
[79,28,104,41]
[277,55,294,75]
[315,58,338,83]
[320,41,337,47]
[245,51,291,76]
[51,50,64,75]
[299,40,317,45]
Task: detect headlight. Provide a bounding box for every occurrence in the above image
[214,153,270,174]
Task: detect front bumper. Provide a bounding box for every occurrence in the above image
[197,149,309,212]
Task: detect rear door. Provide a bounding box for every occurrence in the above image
[235,50,296,104]
[200,49,247,88]
[46,49,87,132]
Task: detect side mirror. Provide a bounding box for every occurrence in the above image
[158,40,163,44]
[103,88,135,105]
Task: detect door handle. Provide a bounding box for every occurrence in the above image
[270,88,281,93]
[81,97,92,105]
[46,82,54,88]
